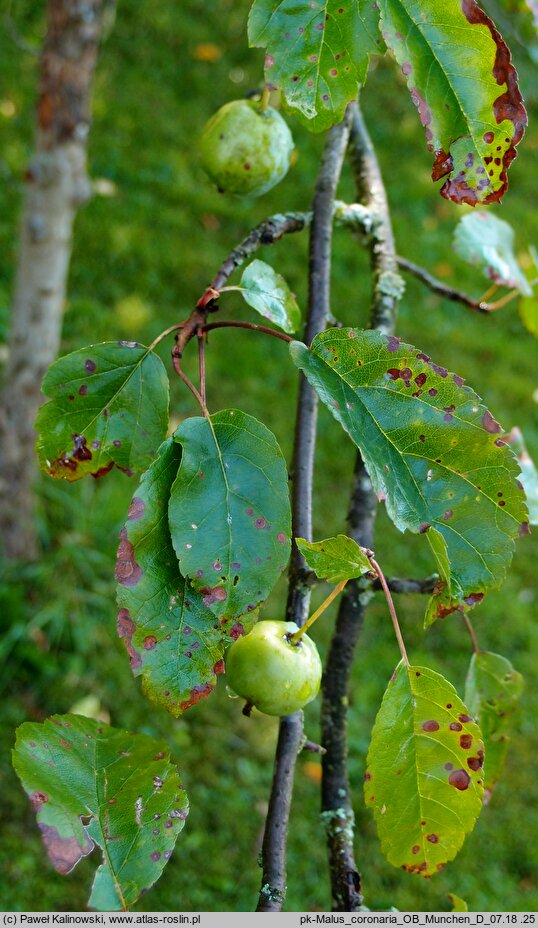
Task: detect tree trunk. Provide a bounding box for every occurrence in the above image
[0,0,104,559]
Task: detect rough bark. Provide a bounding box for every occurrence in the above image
[256,110,352,913]
[320,101,404,911]
[0,0,104,559]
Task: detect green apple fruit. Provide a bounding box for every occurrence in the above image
[200,99,294,197]
[225,620,322,716]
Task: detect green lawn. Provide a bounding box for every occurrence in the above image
[1,0,537,912]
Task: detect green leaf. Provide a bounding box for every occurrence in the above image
[296,534,372,583]
[12,714,188,911]
[169,410,291,621]
[116,439,227,717]
[448,894,469,912]
[36,342,169,481]
[290,328,528,624]
[505,427,538,524]
[519,294,538,337]
[378,0,527,205]
[453,212,532,295]
[364,662,484,877]
[238,259,301,333]
[465,651,523,793]
[248,0,383,132]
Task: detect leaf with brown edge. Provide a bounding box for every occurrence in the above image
[365,663,484,878]
[12,715,188,911]
[36,342,169,481]
[290,328,528,626]
[116,438,232,718]
[378,0,527,205]
[454,212,532,294]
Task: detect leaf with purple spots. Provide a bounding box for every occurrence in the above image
[35,342,169,481]
[364,663,484,877]
[296,534,372,583]
[290,328,528,624]
[465,651,523,795]
[12,714,188,910]
[378,0,526,204]
[169,410,291,621]
[454,212,532,294]
[248,0,383,132]
[116,438,235,717]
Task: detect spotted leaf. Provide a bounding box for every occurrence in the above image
[36,342,169,481]
[296,534,372,583]
[168,410,291,621]
[378,0,527,204]
[248,0,383,132]
[238,259,301,333]
[12,715,188,911]
[448,894,469,912]
[454,212,532,294]
[116,438,230,717]
[364,663,484,877]
[465,651,523,794]
[290,328,528,625]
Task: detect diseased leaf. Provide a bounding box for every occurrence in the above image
[12,715,188,911]
[454,212,532,294]
[248,0,383,132]
[169,410,291,621]
[116,439,228,718]
[296,534,371,583]
[365,663,484,877]
[36,342,169,481]
[290,328,528,624]
[238,259,301,333]
[465,651,523,794]
[378,0,527,205]
[505,427,538,524]
[448,894,469,912]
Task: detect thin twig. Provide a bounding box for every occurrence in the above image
[320,100,403,912]
[202,320,294,343]
[370,575,438,595]
[397,256,490,313]
[257,110,352,914]
[176,212,307,358]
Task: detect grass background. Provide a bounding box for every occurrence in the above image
[1,0,537,912]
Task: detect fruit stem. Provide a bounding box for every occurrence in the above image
[367,555,410,667]
[289,579,348,644]
[478,282,499,304]
[485,286,520,312]
[260,84,271,113]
